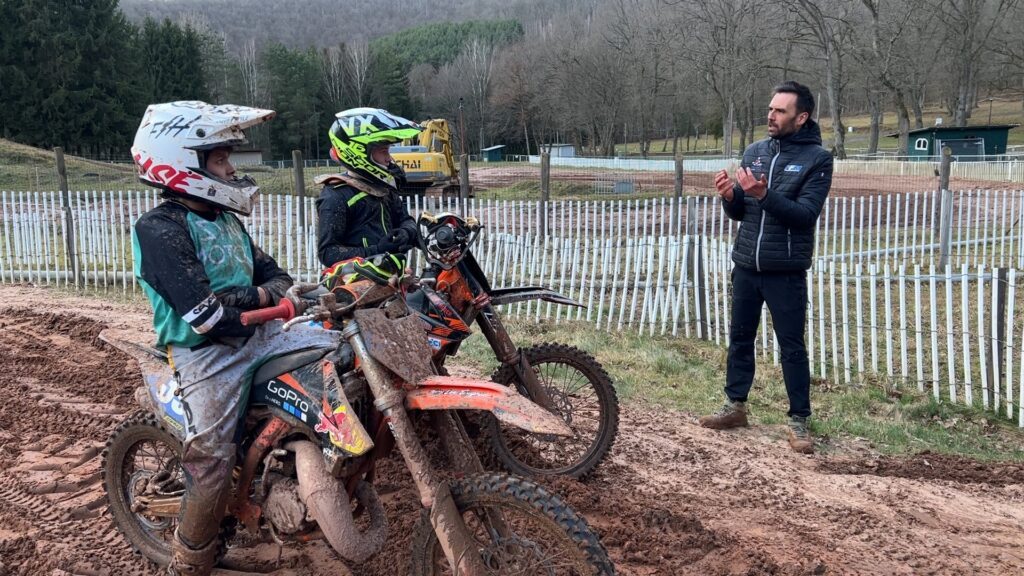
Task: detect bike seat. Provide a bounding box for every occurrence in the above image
[252,347,332,385]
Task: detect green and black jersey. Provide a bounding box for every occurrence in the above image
[132,201,292,348]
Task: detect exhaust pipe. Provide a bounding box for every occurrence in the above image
[287,440,387,563]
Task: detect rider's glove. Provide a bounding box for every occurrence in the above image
[387,228,411,246]
[215,286,261,309]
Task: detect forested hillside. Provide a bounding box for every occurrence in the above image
[2,0,1023,161]
[119,0,554,50]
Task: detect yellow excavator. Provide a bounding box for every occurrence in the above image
[390,118,471,197]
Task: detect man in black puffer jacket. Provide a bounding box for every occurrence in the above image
[699,81,833,454]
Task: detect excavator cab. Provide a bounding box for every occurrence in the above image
[390,118,471,198]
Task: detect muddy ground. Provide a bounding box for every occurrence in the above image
[0,284,1021,576]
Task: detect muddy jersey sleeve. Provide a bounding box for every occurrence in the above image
[134,209,256,340]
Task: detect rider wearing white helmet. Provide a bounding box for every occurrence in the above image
[130,101,339,575]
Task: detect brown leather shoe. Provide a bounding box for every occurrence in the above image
[787,416,814,454]
[166,530,218,576]
[698,400,749,429]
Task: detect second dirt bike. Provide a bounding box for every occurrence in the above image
[406,211,619,479]
[101,276,615,575]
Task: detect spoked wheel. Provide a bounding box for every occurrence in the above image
[409,473,615,576]
[487,344,618,479]
[102,411,184,566]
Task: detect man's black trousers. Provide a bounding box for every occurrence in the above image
[725,266,811,418]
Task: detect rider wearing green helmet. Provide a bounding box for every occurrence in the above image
[316,107,423,268]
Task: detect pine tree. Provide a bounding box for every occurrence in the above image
[262,44,323,158]
[0,0,146,157]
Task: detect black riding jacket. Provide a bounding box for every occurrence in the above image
[721,120,834,272]
[315,176,417,267]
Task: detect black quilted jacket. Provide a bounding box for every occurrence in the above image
[721,120,833,272]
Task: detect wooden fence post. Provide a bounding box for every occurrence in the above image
[938,147,954,268]
[54,147,79,287]
[459,153,470,205]
[685,196,708,339]
[935,145,952,237]
[292,150,307,279]
[992,267,1008,410]
[674,155,684,236]
[540,151,550,238]
[292,149,305,231]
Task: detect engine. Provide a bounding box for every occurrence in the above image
[262,477,310,535]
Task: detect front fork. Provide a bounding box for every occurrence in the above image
[341,321,488,576]
[469,300,557,413]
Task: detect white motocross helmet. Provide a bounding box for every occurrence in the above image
[131,101,275,215]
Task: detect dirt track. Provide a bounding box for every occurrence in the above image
[0,284,1022,575]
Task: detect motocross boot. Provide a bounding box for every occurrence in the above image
[787,416,814,454]
[166,529,218,576]
[698,400,749,429]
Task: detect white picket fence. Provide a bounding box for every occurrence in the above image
[1,189,1023,426]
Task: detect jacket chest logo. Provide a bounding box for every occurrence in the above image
[784,164,802,173]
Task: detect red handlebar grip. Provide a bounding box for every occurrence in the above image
[240,298,296,326]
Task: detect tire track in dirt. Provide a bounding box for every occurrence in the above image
[1,292,1023,575]
[0,306,158,576]
[0,474,157,576]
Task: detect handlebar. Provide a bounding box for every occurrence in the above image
[239,279,409,331]
[239,283,323,326]
[240,298,296,326]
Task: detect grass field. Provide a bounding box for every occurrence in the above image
[454,316,1024,462]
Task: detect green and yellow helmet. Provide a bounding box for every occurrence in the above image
[328,107,422,190]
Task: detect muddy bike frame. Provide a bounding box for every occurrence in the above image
[243,283,573,575]
[425,250,585,413]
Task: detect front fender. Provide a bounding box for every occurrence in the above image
[405,376,572,436]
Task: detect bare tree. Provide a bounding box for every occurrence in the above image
[239,38,263,106]
[787,0,854,158]
[930,0,1019,126]
[991,3,1024,110]
[491,46,544,156]
[605,0,672,158]
[670,0,779,157]
[460,38,496,151]
[320,44,346,113]
[868,85,884,152]
[855,0,927,155]
[347,41,370,106]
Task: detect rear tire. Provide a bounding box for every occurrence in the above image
[487,344,618,479]
[409,473,615,575]
[102,411,184,566]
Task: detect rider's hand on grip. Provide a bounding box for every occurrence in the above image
[239,298,296,326]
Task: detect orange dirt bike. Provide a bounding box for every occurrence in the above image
[405,211,619,479]
[100,277,615,575]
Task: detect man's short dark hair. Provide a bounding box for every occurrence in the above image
[774,81,815,116]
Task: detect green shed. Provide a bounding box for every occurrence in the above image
[480,145,506,162]
[891,124,1017,161]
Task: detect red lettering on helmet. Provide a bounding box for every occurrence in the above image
[165,170,202,193]
[136,154,201,193]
